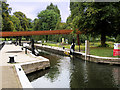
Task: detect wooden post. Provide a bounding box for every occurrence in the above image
[77,34,80,52]
[85,40,90,60]
[25,48,27,54]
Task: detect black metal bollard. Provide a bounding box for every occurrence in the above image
[21,47,23,50]
[8,56,15,63]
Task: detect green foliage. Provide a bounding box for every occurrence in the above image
[2,1,14,31]
[10,15,21,31]
[14,11,29,31]
[115,34,120,43]
[33,3,61,41]
[55,22,69,30]
[2,2,31,32]
[37,10,60,30]
[27,18,33,30]
[46,3,60,16]
[69,2,120,46]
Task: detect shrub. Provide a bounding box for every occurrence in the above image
[115,35,120,43]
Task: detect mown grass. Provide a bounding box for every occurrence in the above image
[90,47,113,57]
[43,42,119,58]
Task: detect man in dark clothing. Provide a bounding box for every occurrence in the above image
[70,43,75,55]
[70,38,75,55]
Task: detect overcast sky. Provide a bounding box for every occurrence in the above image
[7,0,71,22]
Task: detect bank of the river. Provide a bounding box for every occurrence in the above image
[35,44,120,65]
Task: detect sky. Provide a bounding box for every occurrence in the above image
[7,0,71,22]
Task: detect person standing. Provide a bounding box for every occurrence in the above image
[70,38,75,56]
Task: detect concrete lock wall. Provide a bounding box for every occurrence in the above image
[35,45,120,65]
[21,60,50,74]
[36,46,66,56]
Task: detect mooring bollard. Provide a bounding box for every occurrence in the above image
[8,56,15,63]
[21,47,23,50]
[85,40,90,60]
[15,42,18,46]
[63,47,65,49]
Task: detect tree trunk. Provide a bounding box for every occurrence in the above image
[101,33,106,47]
[5,38,6,41]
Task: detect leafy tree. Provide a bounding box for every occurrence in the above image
[115,34,120,43]
[14,11,29,31]
[37,10,60,30]
[0,2,2,31]
[46,3,61,30]
[10,15,21,31]
[70,2,120,47]
[33,18,39,30]
[27,18,33,30]
[36,10,60,41]
[46,3,60,16]
[2,1,14,32]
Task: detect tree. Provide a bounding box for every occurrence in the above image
[66,15,73,29]
[46,3,60,16]
[10,15,21,31]
[33,18,39,30]
[37,10,60,30]
[2,1,14,32]
[115,34,120,43]
[0,2,2,31]
[46,3,61,30]
[14,11,29,31]
[70,2,120,47]
[38,10,60,41]
[27,18,33,31]
[33,3,61,42]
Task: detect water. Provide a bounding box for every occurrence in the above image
[27,50,120,88]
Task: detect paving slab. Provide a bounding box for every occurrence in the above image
[2,66,22,88]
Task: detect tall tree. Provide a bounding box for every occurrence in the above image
[10,15,21,31]
[70,2,120,46]
[0,1,2,31]
[37,10,60,30]
[14,11,29,31]
[27,18,33,31]
[46,3,61,29]
[46,3,60,16]
[2,1,14,32]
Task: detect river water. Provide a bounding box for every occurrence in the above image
[27,50,120,88]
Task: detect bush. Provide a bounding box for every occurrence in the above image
[97,44,110,47]
[115,35,120,43]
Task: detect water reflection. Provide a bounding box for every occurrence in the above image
[112,68,120,88]
[27,69,49,82]
[70,58,120,88]
[27,51,120,88]
[37,51,61,82]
